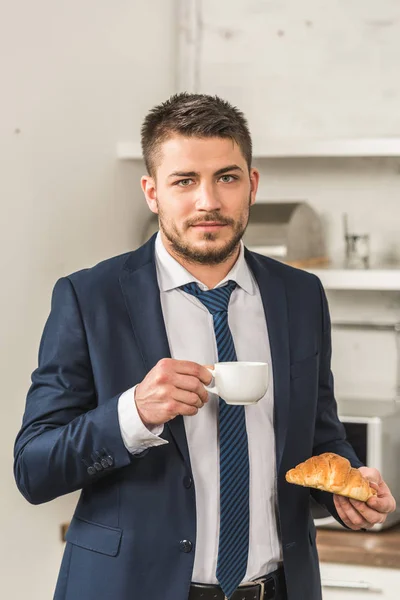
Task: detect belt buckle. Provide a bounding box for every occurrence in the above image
[253,578,266,599]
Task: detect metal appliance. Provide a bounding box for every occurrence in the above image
[312,398,400,531]
[243,201,327,267]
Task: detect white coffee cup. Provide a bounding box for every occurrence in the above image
[205,361,269,405]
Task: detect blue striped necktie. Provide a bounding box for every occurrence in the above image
[181,280,249,599]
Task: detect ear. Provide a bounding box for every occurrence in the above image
[249,168,260,207]
[141,175,159,214]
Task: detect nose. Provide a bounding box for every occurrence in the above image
[195,182,222,211]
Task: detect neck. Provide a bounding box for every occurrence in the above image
[161,234,241,289]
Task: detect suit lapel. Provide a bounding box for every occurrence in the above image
[119,236,192,469]
[245,250,291,471]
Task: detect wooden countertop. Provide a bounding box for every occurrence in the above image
[316,523,400,569]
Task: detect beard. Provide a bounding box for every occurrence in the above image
[157,196,251,266]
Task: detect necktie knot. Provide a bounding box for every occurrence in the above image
[181,280,237,316]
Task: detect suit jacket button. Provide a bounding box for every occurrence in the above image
[106,455,114,467]
[93,462,103,471]
[87,466,96,475]
[179,540,193,553]
[183,476,193,489]
[101,458,109,469]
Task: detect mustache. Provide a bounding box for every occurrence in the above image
[186,214,234,228]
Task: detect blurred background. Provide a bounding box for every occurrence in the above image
[1,0,400,598]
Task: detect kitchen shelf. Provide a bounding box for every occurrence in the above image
[247,247,400,291]
[304,268,400,291]
[117,138,400,160]
[252,138,400,158]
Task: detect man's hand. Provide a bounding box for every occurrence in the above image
[333,466,396,530]
[135,359,213,427]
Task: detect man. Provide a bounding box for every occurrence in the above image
[14,93,395,600]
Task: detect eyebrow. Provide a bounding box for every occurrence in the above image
[167,164,244,178]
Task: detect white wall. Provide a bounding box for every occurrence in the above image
[0,1,177,598]
[196,0,400,141]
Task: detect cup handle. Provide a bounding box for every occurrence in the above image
[204,367,218,395]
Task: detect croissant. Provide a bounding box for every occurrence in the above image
[285,452,377,501]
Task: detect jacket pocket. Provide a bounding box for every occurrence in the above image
[65,516,122,557]
[290,352,318,380]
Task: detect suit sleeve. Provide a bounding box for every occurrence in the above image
[13,277,132,505]
[310,277,363,523]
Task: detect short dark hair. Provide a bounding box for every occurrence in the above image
[140,92,252,177]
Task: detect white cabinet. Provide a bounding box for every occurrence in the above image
[320,563,400,599]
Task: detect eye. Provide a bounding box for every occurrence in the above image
[175,178,194,187]
[219,174,238,183]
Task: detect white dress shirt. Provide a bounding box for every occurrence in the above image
[118,232,282,583]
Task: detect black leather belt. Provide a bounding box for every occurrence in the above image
[189,567,286,600]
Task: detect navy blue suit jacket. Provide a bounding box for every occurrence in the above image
[14,234,362,600]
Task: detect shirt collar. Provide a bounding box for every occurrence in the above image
[154,231,255,294]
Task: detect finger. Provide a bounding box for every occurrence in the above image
[358,467,382,486]
[348,499,387,525]
[172,373,209,403]
[164,397,200,418]
[333,496,358,529]
[335,503,372,530]
[158,359,207,377]
[172,388,205,409]
[366,478,396,512]
[366,492,396,514]
[357,469,396,513]
[199,364,214,385]
[168,360,213,385]
[334,495,371,529]
[175,403,199,417]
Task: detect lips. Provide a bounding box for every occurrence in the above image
[192,222,227,228]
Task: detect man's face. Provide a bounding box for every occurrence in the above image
[141,135,259,265]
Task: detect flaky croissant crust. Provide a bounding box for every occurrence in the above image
[285,452,377,501]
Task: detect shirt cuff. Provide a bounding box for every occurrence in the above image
[117,386,169,454]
